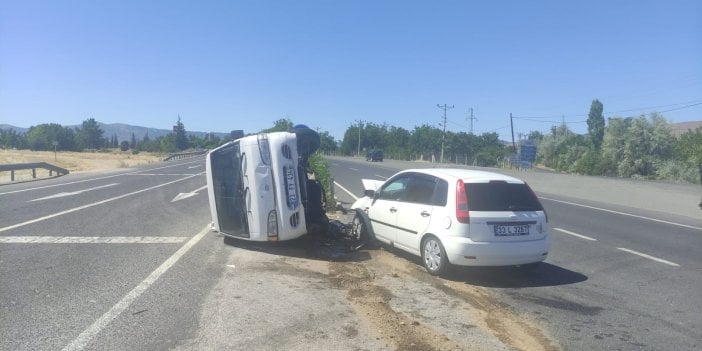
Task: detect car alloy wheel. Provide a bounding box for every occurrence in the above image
[351,211,367,242]
[422,236,448,275]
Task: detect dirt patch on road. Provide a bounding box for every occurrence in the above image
[371,249,559,351]
[329,262,465,351]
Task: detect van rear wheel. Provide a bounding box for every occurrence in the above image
[422,236,449,276]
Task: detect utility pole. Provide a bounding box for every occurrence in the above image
[437,104,454,163]
[467,108,476,134]
[510,113,516,151]
[355,119,365,157]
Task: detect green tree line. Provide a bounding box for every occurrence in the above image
[0,117,227,154]
[534,100,701,183]
[338,122,507,167]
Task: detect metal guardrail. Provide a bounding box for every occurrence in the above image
[0,162,69,182]
[162,150,208,161]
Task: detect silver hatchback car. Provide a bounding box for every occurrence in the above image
[351,168,550,275]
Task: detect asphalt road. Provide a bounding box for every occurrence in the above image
[1,158,223,351]
[328,156,702,351]
[1,155,701,351]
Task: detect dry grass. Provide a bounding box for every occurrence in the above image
[0,149,163,183]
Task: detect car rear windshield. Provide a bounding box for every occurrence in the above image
[466,182,543,212]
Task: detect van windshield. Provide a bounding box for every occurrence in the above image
[466,182,543,212]
[210,142,249,237]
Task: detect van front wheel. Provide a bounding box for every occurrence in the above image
[422,236,449,276]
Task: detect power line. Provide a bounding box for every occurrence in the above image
[437,104,454,163]
[513,99,702,119]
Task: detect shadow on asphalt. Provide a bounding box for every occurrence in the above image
[443,263,588,288]
[373,243,587,288]
[221,233,372,263]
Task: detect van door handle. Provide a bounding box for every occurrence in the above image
[389,207,397,213]
[421,210,430,217]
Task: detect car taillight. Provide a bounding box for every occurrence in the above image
[456,179,470,223]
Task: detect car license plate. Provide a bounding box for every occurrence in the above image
[494,224,530,236]
[284,166,298,209]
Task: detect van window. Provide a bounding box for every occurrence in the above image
[466,182,543,211]
[210,142,249,237]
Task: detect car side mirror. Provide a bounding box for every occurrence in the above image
[364,189,375,198]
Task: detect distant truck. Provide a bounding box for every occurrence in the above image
[206,126,327,242]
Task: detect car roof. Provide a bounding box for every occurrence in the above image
[399,168,525,184]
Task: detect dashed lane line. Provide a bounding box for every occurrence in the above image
[29,183,119,202]
[553,228,598,241]
[617,247,680,267]
[61,225,210,351]
[0,236,188,244]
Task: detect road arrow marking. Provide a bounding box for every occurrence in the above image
[171,185,208,203]
[30,183,119,202]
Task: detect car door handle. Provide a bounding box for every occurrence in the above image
[420,210,430,217]
[389,207,397,213]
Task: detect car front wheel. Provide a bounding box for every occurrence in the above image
[421,236,449,276]
[351,211,373,242]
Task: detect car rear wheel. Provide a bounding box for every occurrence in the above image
[422,236,449,276]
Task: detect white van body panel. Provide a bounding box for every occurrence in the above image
[206,132,307,241]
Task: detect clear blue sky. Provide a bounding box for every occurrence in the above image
[1,0,701,141]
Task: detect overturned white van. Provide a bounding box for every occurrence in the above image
[206,126,326,241]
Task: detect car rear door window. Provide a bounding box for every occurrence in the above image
[401,176,437,204]
[466,182,543,211]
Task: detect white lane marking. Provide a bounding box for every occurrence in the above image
[29,183,119,202]
[187,165,201,169]
[171,185,208,203]
[540,197,702,231]
[0,160,204,196]
[0,236,187,244]
[617,247,680,267]
[348,167,359,171]
[553,228,598,241]
[374,174,388,179]
[131,173,201,176]
[334,181,359,201]
[61,225,210,351]
[0,173,203,233]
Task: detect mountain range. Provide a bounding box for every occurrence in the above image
[0,122,231,142]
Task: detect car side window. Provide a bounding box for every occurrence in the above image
[378,176,409,200]
[401,176,437,205]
